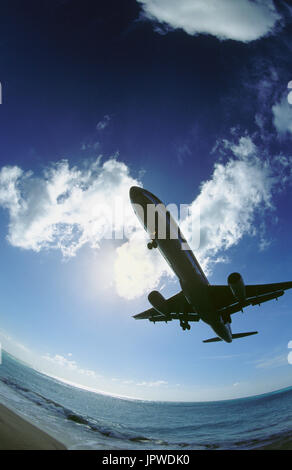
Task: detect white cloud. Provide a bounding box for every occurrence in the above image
[0,165,24,214]
[0,157,140,258]
[42,353,98,378]
[273,155,292,185]
[254,354,287,369]
[181,136,276,273]
[138,0,281,42]
[43,353,78,370]
[0,157,172,300]
[96,114,111,131]
[81,141,100,151]
[136,380,168,387]
[0,138,289,300]
[272,96,292,136]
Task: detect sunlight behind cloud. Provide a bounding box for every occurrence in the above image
[114,231,173,299]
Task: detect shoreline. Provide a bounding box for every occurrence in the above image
[0,403,67,450]
[0,400,291,451]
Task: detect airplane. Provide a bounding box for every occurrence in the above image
[129,186,292,343]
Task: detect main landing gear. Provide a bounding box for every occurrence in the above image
[180,320,191,331]
[147,240,158,250]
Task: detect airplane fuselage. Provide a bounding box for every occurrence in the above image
[130,186,233,343]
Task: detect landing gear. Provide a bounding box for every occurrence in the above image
[180,320,191,331]
[147,240,158,250]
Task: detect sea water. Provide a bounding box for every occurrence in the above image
[0,351,292,450]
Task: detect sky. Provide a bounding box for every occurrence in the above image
[0,0,292,401]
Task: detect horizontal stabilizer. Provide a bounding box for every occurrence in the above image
[231,331,258,339]
[203,336,223,343]
[203,331,258,343]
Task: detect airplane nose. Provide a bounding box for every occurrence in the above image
[129,186,142,203]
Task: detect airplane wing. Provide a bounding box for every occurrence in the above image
[134,282,292,323]
[133,291,200,322]
[209,281,292,316]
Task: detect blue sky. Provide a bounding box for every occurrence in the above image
[0,0,292,401]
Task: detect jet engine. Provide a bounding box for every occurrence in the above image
[148,291,168,316]
[227,272,246,303]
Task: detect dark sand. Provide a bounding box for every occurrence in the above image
[0,403,66,450]
[256,439,292,450]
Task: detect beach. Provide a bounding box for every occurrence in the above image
[1,352,292,451]
[0,403,66,450]
[257,439,292,450]
[1,397,292,450]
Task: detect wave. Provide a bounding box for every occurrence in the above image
[1,375,292,450]
[0,375,176,447]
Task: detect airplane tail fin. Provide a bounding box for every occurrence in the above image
[203,331,258,343]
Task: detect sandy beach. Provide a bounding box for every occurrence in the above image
[0,403,66,450]
[1,399,291,450]
[256,439,292,450]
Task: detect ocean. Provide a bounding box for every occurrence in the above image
[0,351,292,450]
